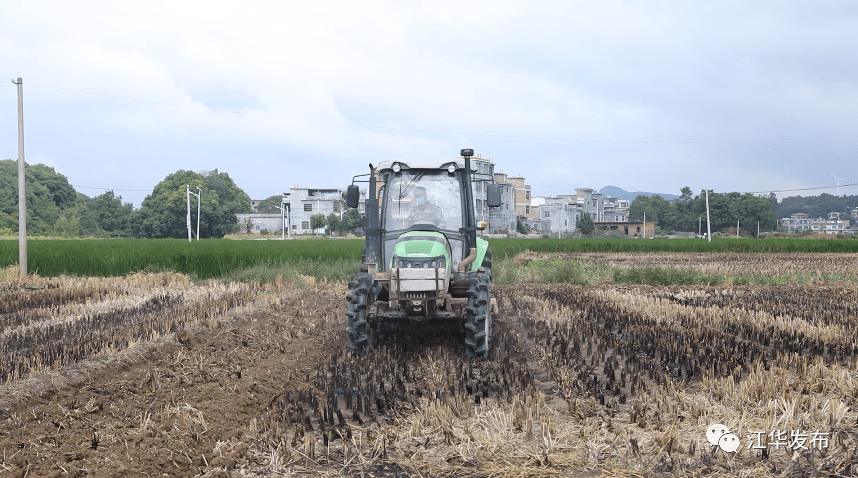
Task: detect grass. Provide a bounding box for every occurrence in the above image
[494,257,608,285]
[0,238,364,280]
[488,237,858,258]
[4,236,857,285]
[220,259,361,284]
[611,266,725,285]
[494,251,858,286]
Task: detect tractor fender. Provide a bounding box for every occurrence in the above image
[472,238,490,271]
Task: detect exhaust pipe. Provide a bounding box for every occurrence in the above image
[458,247,477,272]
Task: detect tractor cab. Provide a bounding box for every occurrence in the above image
[346,149,501,358]
[378,159,471,273]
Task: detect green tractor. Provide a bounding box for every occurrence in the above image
[345,149,502,358]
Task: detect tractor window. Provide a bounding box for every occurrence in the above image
[383,171,462,231]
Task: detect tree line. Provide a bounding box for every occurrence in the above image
[628,187,779,236]
[775,193,858,220]
[0,160,360,238]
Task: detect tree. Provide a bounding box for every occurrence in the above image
[133,169,252,238]
[54,210,81,237]
[576,213,595,235]
[342,209,364,232]
[91,190,134,237]
[326,213,343,235]
[629,195,672,231]
[256,195,285,214]
[242,216,254,233]
[776,193,858,219]
[0,160,77,235]
[310,213,326,233]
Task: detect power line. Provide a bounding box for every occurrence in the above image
[30,82,858,145]
[735,182,858,195]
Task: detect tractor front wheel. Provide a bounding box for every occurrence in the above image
[346,273,374,350]
[464,272,492,358]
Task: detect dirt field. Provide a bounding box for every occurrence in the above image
[1,269,857,477]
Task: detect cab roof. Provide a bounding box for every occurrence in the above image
[375,158,478,172]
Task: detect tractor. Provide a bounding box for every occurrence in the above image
[345,149,502,358]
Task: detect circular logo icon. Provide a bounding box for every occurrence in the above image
[719,433,741,452]
[706,423,730,447]
[706,423,741,453]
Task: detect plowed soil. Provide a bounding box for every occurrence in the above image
[1,276,857,477]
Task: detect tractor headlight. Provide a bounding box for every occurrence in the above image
[393,255,444,270]
[392,163,401,173]
[447,164,456,173]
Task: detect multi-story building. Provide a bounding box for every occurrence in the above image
[507,172,534,219]
[525,189,631,234]
[532,196,577,233]
[288,185,351,234]
[602,196,630,222]
[781,212,852,234]
[486,168,516,233]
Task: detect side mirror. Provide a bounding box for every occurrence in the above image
[486,184,501,208]
[346,185,360,209]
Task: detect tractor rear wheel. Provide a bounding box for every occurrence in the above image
[464,272,492,358]
[346,273,374,350]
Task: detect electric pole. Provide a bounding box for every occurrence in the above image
[12,78,26,277]
[705,190,712,242]
[186,185,192,242]
[186,185,201,241]
[196,187,201,240]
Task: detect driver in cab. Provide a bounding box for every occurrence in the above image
[408,186,445,227]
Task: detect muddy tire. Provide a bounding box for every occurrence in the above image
[346,273,374,350]
[464,272,492,358]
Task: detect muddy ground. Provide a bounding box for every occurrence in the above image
[1,278,857,477]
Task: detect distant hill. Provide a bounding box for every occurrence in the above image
[600,185,678,202]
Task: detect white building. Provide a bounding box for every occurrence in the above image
[781,212,853,234]
[526,188,630,233]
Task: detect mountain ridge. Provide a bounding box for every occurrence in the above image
[600,185,679,202]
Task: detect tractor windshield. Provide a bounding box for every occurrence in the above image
[383,170,463,232]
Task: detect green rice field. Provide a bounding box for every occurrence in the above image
[1,237,855,280]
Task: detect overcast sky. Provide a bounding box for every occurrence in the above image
[2,1,857,207]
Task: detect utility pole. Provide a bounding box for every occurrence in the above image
[643,212,646,239]
[698,217,701,236]
[186,185,192,242]
[705,190,712,242]
[186,185,202,241]
[195,187,201,240]
[736,218,740,239]
[275,204,285,240]
[12,78,26,277]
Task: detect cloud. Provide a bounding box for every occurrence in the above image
[1,0,856,205]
